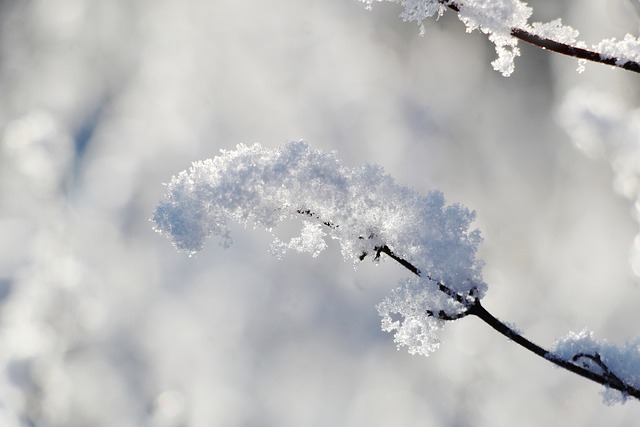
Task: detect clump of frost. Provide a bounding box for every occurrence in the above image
[362,0,533,76]
[360,0,446,35]
[378,276,467,356]
[527,19,578,45]
[270,221,328,258]
[553,330,640,404]
[152,141,486,356]
[594,34,640,67]
[455,0,532,76]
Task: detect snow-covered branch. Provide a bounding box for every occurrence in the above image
[362,0,640,75]
[375,244,640,403]
[153,141,485,356]
[153,142,640,404]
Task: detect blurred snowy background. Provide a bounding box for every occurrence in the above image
[1,0,640,425]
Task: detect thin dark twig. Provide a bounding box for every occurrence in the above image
[467,301,639,399]
[373,245,475,319]
[374,245,420,276]
[295,208,640,399]
[374,239,640,398]
[374,245,473,307]
[573,353,627,390]
[297,208,338,229]
[380,241,640,398]
[511,29,640,73]
[427,308,471,321]
[441,0,640,74]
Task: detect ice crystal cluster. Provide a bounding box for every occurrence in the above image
[153,141,486,356]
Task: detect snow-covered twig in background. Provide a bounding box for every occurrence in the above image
[153,142,640,404]
[558,89,640,276]
[362,0,640,75]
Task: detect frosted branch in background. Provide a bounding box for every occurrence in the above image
[152,141,486,356]
[558,89,640,276]
[362,0,640,75]
[362,0,531,75]
[556,91,640,404]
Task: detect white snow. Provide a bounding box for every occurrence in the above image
[527,19,579,45]
[594,34,640,67]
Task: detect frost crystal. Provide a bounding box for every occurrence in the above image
[527,19,578,45]
[594,35,640,67]
[153,141,486,356]
[554,330,640,405]
[455,0,531,76]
